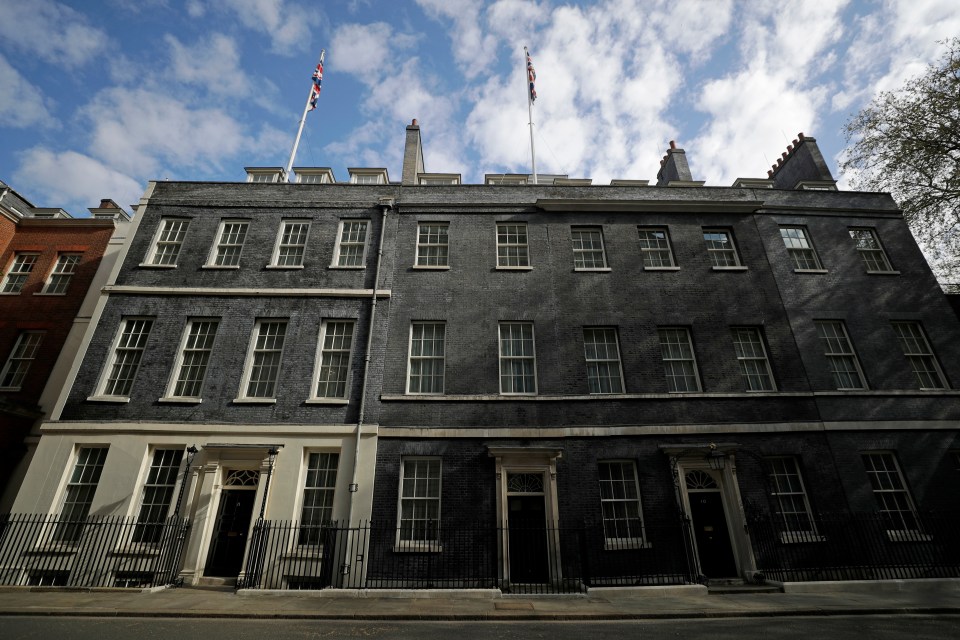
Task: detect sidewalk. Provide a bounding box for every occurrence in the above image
[0,581,958,620]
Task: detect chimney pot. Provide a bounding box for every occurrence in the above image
[411,118,418,126]
[99,199,119,209]
[792,139,799,146]
[767,169,774,177]
[787,145,794,153]
[669,140,677,150]
[798,132,804,139]
[781,152,788,160]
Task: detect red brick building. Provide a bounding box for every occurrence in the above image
[0,181,129,505]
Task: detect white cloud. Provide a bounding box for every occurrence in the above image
[81,88,269,177]
[0,55,53,128]
[165,33,245,92]
[0,0,106,66]
[686,1,845,184]
[416,0,499,79]
[12,148,144,214]
[466,1,689,182]
[220,0,323,54]
[330,23,418,75]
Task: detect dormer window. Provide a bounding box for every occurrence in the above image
[348,169,388,185]
[418,173,461,185]
[485,174,528,185]
[245,168,283,183]
[295,168,335,184]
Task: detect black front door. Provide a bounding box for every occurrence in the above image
[689,491,737,578]
[205,490,256,577]
[507,495,549,583]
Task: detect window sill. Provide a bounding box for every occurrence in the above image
[393,542,442,553]
[711,266,748,271]
[412,265,451,270]
[281,547,325,559]
[304,398,349,405]
[866,270,901,275]
[138,263,177,269]
[0,386,22,392]
[778,532,826,544]
[574,267,612,272]
[0,292,22,296]
[644,266,680,271]
[603,539,652,551]
[885,530,933,543]
[495,265,533,271]
[202,264,241,270]
[33,292,67,296]
[232,397,277,404]
[329,265,366,270]
[157,397,202,404]
[109,545,161,557]
[265,264,305,270]
[86,395,131,403]
[793,268,828,274]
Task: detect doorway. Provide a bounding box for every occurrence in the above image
[507,495,549,583]
[686,470,737,578]
[205,489,255,577]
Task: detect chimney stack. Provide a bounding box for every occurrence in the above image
[768,132,836,189]
[656,140,694,186]
[401,119,425,185]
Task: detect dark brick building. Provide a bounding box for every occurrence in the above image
[8,125,960,590]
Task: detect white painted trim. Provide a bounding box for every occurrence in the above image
[39,421,373,437]
[103,285,391,297]
[376,420,960,438]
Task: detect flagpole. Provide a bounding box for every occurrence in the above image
[285,49,324,183]
[524,46,538,185]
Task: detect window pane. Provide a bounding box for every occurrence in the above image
[499,323,536,393]
[497,223,530,267]
[571,228,607,269]
[172,321,219,397]
[151,220,189,265]
[299,452,339,545]
[0,331,44,389]
[584,328,624,394]
[104,319,153,396]
[658,328,700,392]
[638,228,675,267]
[316,321,354,398]
[337,221,368,266]
[731,327,774,391]
[598,462,645,542]
[416,223,449,266]
[245,321,286,398]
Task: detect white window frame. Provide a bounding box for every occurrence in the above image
[766,456,821,543]
[571,227,609,270]
[1,253,39,293]
[144,218,190,267]
[498,322,537,395]
[583,327,625,394]
[814,320,867,390]
[891,321,947,390]
[53,446,109,543]
[396,457,442,550]
[270,220,311,268]
[332,219,369,268]
[163,319,219,401]
[414,222,450,268]
[637,227,677,268]
[703,228,742,268]
[207,220,249,268]
[496,223,531,268]
[779,226,824,271]
[862,452,926,539]
[297,451,340,547]
[132,448,185,544]
[657,327,701,393]
[41,253,82,294]
[93,318,154,399]
[311,319,356,401]
[598,460,649,549]
[731,327,776,392]
[237,319,288,401]
[0,330,44,390]
[407,322,445,395]
[849,227,895,273]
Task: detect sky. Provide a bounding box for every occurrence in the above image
[1,1,959,248]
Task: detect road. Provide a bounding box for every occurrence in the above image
[2,615,959,639]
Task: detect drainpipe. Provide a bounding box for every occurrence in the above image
[345,196,393,531]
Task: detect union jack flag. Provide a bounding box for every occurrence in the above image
[309,62,323,111]
[526,50,537,103]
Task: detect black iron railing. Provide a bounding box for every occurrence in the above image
[0,513,190,588]
[748,511,960,582]
[238,519,697,591]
